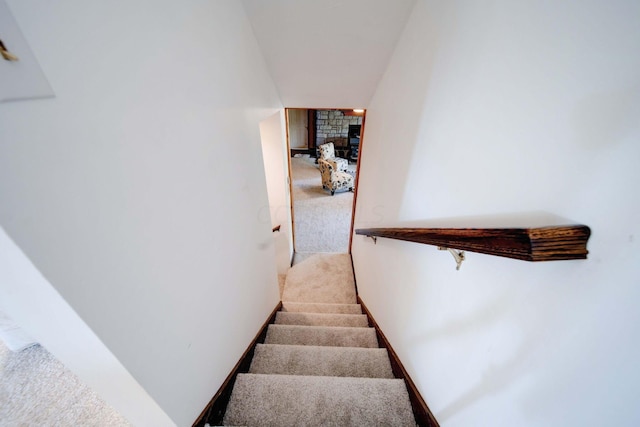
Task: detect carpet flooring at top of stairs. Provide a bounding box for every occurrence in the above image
[223,253,417,426]
[281,253,356,304]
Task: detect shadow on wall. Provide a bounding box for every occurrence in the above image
[414,288,525,423]
[410,261,596,424]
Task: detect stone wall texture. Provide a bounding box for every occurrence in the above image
[316,110,363,145]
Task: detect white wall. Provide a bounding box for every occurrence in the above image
[241,0,416,108]
[287,109,308,149]
[259,111,294,274]
[353,0,640,426]
[0,1,282,425]
[0,227,173,426]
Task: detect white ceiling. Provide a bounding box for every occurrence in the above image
[241,0,417,108]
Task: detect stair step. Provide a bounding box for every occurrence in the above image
[281,301,363,314]
[224,374,416,427]
[264,324,378,348]
[250,344,394,378]
[275,311,369,327]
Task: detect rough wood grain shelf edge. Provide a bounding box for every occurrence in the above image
[355,225,591,261]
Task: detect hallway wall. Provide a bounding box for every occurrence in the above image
[352,0,640,425]
[260,111,293,274]
[0,1,282,425]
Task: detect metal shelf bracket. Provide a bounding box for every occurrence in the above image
[438,247,465,270]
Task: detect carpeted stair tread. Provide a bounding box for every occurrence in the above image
[224,374,416,427]
[250,344,394,378]
[264,324,378,348]
[275,312,369,327]
[281,301,363,314]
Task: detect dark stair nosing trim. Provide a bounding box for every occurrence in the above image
[358,296,440,427]
[349,253,359,295]
[192,301,282,427]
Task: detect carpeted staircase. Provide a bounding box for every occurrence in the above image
[222,254,417,426]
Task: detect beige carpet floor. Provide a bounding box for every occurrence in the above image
[0,340,131,426]
[290,157,356,253]
[282,253,356,304]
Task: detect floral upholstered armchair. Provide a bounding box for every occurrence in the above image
[318,158,354,195]
[317,142,348,172]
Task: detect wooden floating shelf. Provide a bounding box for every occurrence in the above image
[355,225,591,262]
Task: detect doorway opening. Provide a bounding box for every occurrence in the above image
[285,108,366,263]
